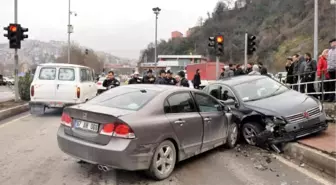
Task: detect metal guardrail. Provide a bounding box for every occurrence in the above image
[278,70,336,103]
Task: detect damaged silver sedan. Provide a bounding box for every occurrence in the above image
[203,75,328,151]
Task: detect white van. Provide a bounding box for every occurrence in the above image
[30,63,97,114]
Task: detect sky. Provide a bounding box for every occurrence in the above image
[0,0,220,59]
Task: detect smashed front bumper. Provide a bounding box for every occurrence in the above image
[256,114,328,146]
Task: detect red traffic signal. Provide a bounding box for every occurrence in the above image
[9,25,17,32]
[216,35,224,43]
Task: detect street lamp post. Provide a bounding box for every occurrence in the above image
[313,0,318,61]
[152,7,161,73]
[67,0,77,64]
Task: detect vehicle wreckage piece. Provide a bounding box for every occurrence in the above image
[255,117,288,153]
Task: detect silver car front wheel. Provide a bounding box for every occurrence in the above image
[147,140,176,180]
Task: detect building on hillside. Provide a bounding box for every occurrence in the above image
[171,31,183,39]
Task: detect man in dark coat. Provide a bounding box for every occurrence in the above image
[192,69,201,89]
[128,72,142,84]
[165,70,177,85]
[142,69,156,84]
[154,69,167,84]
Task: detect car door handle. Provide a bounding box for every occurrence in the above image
[57,84,59,89]
[204,117,212,121]
[174,120,185,126]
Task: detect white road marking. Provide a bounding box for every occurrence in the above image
[0,114,31,129]
[273,154,334,185]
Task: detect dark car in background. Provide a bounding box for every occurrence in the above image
[203,75,327,148]
[0,75,6,85]
[57,85,238,180]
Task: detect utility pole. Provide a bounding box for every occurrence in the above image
[14,0,19,102]
[313,0,318,61]
[216,56,220,80]
[152,7,161,73]
[331,0,336,37]
[67,0,71,64]
[244,32,248,69]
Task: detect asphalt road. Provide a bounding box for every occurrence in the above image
[0,85,14,102]
[0,109,333,185]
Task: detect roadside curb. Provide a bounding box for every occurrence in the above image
[283,142,336,178]
[0,103,29,122]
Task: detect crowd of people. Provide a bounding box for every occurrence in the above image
[101,69,192,93]
[284,38,336,102]
[218,62,269,79]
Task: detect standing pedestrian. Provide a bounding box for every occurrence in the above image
[303,53,317,97]
[142,69,156,84]
[128,71,142,84]
[154,70,167,84]
[317,49,330,100]
[177,71,189,87]
[285,57,294,85]
[248,65,261,75]
[327,38,336,102]
[165,70,177,85]
[192,69,201,89]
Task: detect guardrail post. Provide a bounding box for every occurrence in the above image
[321,72,324,103]
[298,75,301,92]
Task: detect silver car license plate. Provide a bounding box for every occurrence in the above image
[75,120,99,132]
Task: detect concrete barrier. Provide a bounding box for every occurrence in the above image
[0,104,29,121]
[283,142,336,178]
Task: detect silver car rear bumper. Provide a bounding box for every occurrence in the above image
[57,126,153,171]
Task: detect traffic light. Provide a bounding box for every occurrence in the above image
[208,36,215,48]
[215,34,224,55]
[247,34,256,55]
[3,24,28,49]
[3,24,19,49]
[19,26,28,41]
[85,49,88,55]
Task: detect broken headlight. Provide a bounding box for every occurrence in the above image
[264,116,286,132]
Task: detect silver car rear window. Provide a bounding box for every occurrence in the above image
[88,87,157,111]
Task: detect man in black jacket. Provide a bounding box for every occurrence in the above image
[142,69,156,84]
[128,72,142,84]
[165,70,177,85]
[192,69,201,89]
[177,71,189,87]
[102,71,120,93]
[155,69,167,84]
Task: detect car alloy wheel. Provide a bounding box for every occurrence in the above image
[148,140,176,180]
[225,123,239,148]
[243,127,258,145]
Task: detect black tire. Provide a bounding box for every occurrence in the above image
[242,122,264,146]
[147,140,176,180]
[225,122,239,149]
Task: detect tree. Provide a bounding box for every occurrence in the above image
[56,43,104,73]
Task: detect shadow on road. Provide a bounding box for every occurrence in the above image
[116,144,265,184]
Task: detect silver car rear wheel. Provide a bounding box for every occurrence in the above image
[147,140,176,180]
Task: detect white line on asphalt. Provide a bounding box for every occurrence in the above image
[273,154,334,185]
[0,114,31,129]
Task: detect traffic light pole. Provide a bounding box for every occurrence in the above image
[14,0,19,102]
[215,56,219,80]
[67,0,71,64]
[244,32,248,70]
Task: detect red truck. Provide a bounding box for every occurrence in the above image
[186,62,225,87]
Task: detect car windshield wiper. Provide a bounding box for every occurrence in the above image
[267,86,284,98]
